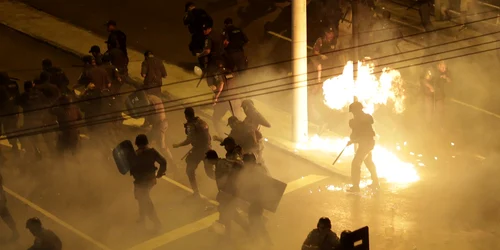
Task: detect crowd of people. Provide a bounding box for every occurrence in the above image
[0,0,459,249]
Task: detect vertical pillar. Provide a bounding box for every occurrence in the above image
[292,0,308,143]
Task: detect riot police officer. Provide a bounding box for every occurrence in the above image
[50,95,83,157]
[214,116,259,157]
[89,45,103,66]
[141,50,167,97]
[105,20,128,57]
[197,24,224,73]
[26,217,62,250]
[173,107,212,197]
[205,150,248,237]
[131,134,165,230]
[302,217,340,250]
[100,54,122,94]
[17,81,46,160]
[41,59,71,95]
[347,101,379,192]
[0,72,20,154]
[222,18,249,73]
[184,2,213,56]
[78,55,111,91]
[220,137,243,161]
[105,40,138,89]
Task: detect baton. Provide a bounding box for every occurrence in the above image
[228,100,235,116]
[196,70,206,88]
[332,143,350,166]
[181,149,192,161]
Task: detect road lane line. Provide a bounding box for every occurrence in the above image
[284,175,329,194]
[451,98,500,120]
[127,213,219,250]
[128,174,328,250]
[161,176,219,206]
[3,186,112,250]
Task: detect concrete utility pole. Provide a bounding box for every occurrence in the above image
[292,0,309,143]
[351,0,360,63]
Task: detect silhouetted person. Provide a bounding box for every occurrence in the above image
[302,217,340,250]
[0,174,18,240]
[131,134,166,230]
[347,102,379,192]
[26,217,62,250]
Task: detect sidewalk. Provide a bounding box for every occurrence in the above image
[0,1,357,178]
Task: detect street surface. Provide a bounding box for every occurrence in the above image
[2,1,500,249]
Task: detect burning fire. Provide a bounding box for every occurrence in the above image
[322,60,406,114]
[297,135,420,185]
[296,61,418,187]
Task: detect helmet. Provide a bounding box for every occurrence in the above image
[26,217,42,229]
[317,217,332,229]
[348,102,363,113]
[135,134,149,146]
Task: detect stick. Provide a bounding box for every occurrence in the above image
[196,70,206,88]
[181,149,192,161]
[228,100,235,116]
[332,144,350,166]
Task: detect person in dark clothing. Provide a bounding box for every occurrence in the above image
[213,116,259,157]
[26,217,62,250]
[184,2,213,35]
[242,153,272,245]
[131,134,166,230]
[0,174,19,241]
[106,20,127,57]
[105,40,138,89]
[222,18,249,73]
[35,72,61,155]
[50,95,83,156]
[422,61,451,127]
[17,81,46,160]
[78,55,111,91]
[346,101,379,192]
[0,72,21,155]
[100,54,122,94]
[89,45,103,66]
[220,136,243,161]
[302,217,340,250]
[418,0,434,31]
[205,150,248,237]
[185,2,213,56]
[141,51,167,97]
[173,107,212,197]
[197,24,225,73]
[41,59,71,95]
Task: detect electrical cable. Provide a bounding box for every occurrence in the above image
[2,26,499,119]
[3,43,497,141]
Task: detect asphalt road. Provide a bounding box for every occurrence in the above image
[2,1,500,249]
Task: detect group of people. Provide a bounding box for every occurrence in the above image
[184,2,253,137]
[0,19,172,163]
[125,105,272,243]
